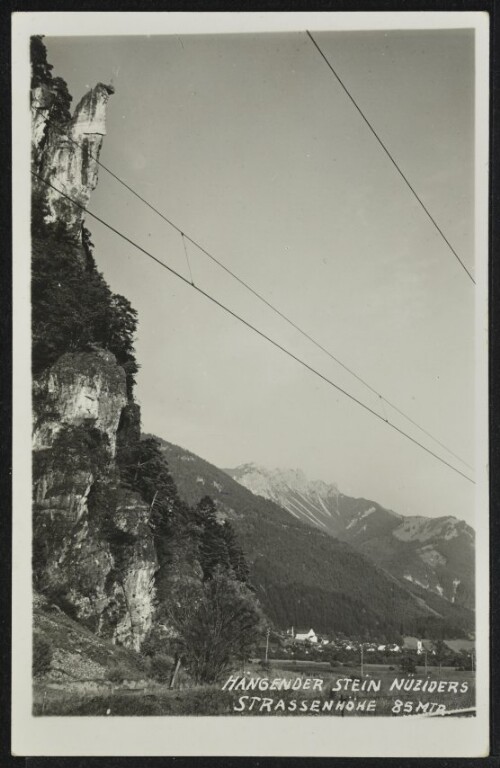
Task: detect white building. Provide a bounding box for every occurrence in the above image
[294,628,318,644]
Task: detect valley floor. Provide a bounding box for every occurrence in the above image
[33,662,475,717]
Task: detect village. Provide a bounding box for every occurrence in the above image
[260,627,476,670]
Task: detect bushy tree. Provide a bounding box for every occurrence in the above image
[163,572,263,684]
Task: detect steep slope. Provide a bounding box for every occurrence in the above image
[149,437,473,638]
[33,592,148,683]
[226,464,474,609]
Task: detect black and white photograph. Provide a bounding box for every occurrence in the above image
[11,11,489,758]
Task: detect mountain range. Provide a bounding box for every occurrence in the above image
[226,464,475,609]
[150,437,474,639]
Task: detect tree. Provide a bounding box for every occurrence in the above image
[195,496,230,580]
[30,36,53,90]
[163,571,263,684]
[433,639,448,663]
[221,520,250,583]
[50,76,72,125]
[30,36,72,124]
[194,496,249,583]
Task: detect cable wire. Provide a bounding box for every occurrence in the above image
[36,114,472,470]
[181,233,195,285]
[31,170,475,485]
[306,30,475,285]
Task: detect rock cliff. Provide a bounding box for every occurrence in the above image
[32,79,157,650]
[32,81,114,239]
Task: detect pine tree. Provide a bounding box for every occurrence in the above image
[195,496,230,580]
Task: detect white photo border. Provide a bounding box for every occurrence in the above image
[12,10,490,757]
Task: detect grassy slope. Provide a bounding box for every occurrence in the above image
[33,593,147,682]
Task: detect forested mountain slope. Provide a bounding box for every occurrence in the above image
[150,437,474,639]
[227,464,475,609]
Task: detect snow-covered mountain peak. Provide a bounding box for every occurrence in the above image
[225,462,474,608]
[226,464,341,531]
[229,464,338,501]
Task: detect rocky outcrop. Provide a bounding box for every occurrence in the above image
[32,351,158,650]
[33,349,128,456]
[32,82,114,239]
[32,79,158,650]
[110,489,158,648]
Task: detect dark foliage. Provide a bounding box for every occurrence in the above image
[195,496,249,583]
[33,423,111,482]
[116,435,193,588]
[31,36,72,130]
[150,654,174,683]
[117,437,251,590]
[33,635,53,677]
[115,433,262,678]
[31,227,139,394]
[164,572,263,684]
[30,36,53,90]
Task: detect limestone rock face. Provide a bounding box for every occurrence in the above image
[32,82,114,238]
[32,357,158,649]
[33,349,128,456]
[111,488,158,649]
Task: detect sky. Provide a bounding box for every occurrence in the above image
[44,29,476,523]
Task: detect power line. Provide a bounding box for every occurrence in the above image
[181,233,195,285]
[36,114,472,470]
[31,170,475,486]
[306,30,475,286]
